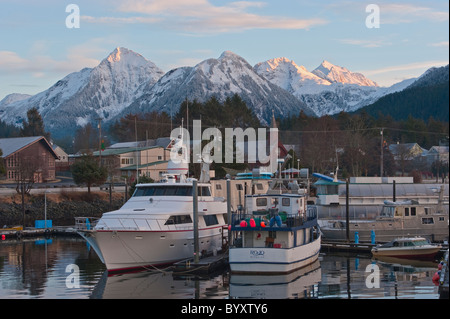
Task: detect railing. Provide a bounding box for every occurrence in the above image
[231,206,317,229]
[74,217,100,231]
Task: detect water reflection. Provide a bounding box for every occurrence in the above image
[0,238,440,299]
[229,260,321,299]
[0,237,105,298]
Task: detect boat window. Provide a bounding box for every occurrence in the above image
[198,186,211,196]
[133,186,193,197]
[282,198,290,207]
[422,217,434,225]
[204,215,219,226]
[176,187,191,196]
[165,215,193,225]
[256,198,267,207]
[381,206,395,217]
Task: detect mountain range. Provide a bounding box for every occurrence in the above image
[0,47,446,139]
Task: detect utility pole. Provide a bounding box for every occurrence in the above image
[380,128,384,177]
[97,118,102,166]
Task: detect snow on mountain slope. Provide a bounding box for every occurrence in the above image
[124,51,315,125]
[254,58,389,116]
[0,47,164,138]
[312,60,378,87]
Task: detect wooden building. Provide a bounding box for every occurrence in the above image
[0,136,59,183]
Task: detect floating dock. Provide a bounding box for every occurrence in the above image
[1,226,78,239]
[172,253,229,276]
[321,240,376,253]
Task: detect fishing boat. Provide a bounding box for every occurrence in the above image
[76,135,228,273]
[228,179,321,274]
[319,198,449,243]
[371,237,442,260]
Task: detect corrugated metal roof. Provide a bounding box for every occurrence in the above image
[0,136,43,157]
[338,183,449,197]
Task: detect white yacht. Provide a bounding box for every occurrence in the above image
[76,136,228,273]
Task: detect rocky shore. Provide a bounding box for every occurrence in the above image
[0,191,124,228]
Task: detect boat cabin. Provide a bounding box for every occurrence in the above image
[231,194,318,250]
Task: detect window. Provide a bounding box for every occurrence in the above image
[256,198,267,207]
[422,218,434,225]
[282,198,290,207]
[158,156,162,160]
[165,215,192,225]
[236,184,243,190]
[198,186,211,196]
[404,207,409,216]
[215,184,222,190]
[204,215,219,226]
[133,186,193,197]
[411,207,416,216]
[255,183,263,190]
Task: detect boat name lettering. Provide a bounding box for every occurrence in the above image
[250,250,265,258]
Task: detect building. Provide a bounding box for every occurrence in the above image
[52,144,70,172]
[424,146,449,166]
[0,136,59,183]
[91,140,172,183]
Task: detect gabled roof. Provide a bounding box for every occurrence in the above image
[0,136,58,159]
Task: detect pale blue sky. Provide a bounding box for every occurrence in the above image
[0,0,448,100]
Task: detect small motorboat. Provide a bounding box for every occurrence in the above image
[371,237,442,260]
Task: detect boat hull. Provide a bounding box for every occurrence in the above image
[229,235,321,274]
[79,226,225,273]
[371,246,442,260]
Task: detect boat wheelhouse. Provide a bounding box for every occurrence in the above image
[229,192,320,274]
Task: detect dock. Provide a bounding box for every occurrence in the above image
[172,253,229,276]
[321,240,376,253]
[1,226,78,240]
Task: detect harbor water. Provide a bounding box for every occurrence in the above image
[0,236,441,299]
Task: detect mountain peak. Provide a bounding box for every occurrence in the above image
[104,47,147,65]
[313,60,378,87]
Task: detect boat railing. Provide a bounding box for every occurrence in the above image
[231,206,317,229]
[74,217,100,231]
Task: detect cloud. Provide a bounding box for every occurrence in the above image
[362,60,449,76]
[0,45,101,77]
[429,41,449,47]
[380,3,449,23]
[83,0,328,33]
[338,38,391,48]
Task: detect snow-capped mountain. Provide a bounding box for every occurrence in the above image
[123,51,315,125]
[253,58,412,116]
[312,60,378,87]
[0,93,32,108]
[0,47,164,138]
[0,47,443,139]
